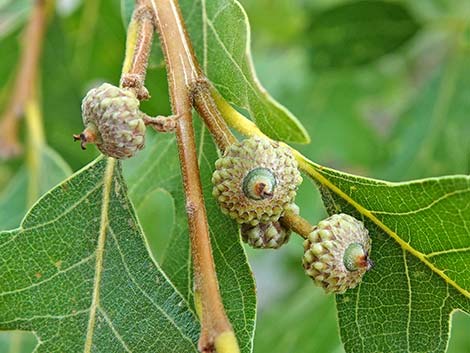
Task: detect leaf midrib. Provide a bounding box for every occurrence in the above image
[83,157,116,353]
[299,156,470,299]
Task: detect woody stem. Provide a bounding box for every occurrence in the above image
[147,0,239,352]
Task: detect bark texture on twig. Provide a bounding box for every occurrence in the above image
[120,0,155,100]
[147,1,239,352]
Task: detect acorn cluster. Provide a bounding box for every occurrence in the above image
[212,137,302,249]
[75,82,374,294]
[211,136,372,291]
[75,83,146,159]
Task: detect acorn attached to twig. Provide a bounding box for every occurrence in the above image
[74,83,146,159]
[241,221,291,249]
[302,213,372,294]
[212,137,302,226]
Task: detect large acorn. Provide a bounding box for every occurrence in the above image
[212,137,302,225]
[302,213,372,294]
[74,83,146,159]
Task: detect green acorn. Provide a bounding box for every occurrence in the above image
[302,213,372,294]
[241,221,291,249]
[212,137,302,225]
[74,83,146,159]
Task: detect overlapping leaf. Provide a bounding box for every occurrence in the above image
[0,0,32,39]
[120,0,309,143]
[180,0,309,144]
[305,0,420,69]
[305,162,470,352]
[0,146,71,229]
[0,157,200,352]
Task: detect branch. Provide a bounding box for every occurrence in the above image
[147,1,239,352]
[120,0,155,100]
[280,209,313,239]
[191,79,237,152]
[0,0,48,159]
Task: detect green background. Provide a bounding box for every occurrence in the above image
[0,0,469,352]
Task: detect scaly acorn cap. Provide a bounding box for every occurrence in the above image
[302,213,372,294]
[75,83,146,159]
[212,137,302,225]
[241,221,291,249]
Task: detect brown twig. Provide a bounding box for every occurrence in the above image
[191,79,237,152]
[138,1,312,351]
[280,209,313,239]
[120,0,155,100]
[0,0,48,159]
[148,0,239,352]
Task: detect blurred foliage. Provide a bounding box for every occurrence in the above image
[305,1,420,70]
[0,0,32,40]
[0,0,469,352]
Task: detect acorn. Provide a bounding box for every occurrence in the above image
[302,213,372,294]
[212,137,302,225]
[241,221,291,249]
[74,83,146,159]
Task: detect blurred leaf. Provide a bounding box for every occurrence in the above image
[304,161,470,352]
[0,331,37,353]
[120,0,133,28]
[240,0,306,45]
[178,0,310,144]
[447,311,470,353]
[306,0,420,69]
[0,0,32,39]
[0,146,71,229]
[385,43,470,179]
[254,284,343,353]
[124,121,257,353]
[0,157,200,352]
[134,188,174,264]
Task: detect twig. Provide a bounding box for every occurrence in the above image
[0,0,48,159]
[280,209,313,239]
[147,1,239,352]
[120,0,155,100]
[191,79,237,152]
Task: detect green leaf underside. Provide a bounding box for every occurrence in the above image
[0,157,199,352]
[306,0,420,69]
[0,146,72,230]
[311,164,470,352]
[124,123,257,353]
[180,0,310,144]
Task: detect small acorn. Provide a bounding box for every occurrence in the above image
[212,137,302,225]
[74,83,146,159]
[241,221,291,249]
[302,213,372,294]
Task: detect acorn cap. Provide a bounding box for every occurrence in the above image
[212,137,302,225]
[241,221,291,249]
[302,213,372,294]
[77,83,146,159]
